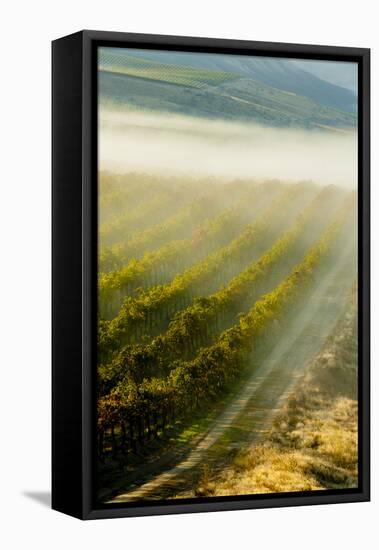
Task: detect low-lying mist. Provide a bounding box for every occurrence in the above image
[99,107,357,188]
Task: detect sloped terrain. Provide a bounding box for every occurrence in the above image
[96,176,358,503]
[99,50,357,129]
[101,47,358,114]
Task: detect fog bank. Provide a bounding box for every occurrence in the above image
[99,108,357,188]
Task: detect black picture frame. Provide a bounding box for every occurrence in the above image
[52,30,370,520]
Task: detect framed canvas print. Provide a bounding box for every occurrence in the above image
[52,30,370,520]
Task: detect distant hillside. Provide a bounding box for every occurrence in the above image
[293,60,358,94]
[99,48,238,89]
[99,51,357,130]
[102,48,357,114]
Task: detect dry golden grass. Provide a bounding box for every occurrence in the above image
[195,296,358,497]
[196,397,357,496]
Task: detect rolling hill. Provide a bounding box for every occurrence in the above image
[100,47,357,114]
[99,50,357,130]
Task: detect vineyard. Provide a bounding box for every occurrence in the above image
[98,49,357,129]
[99,49,238,89]
[97,173,357,501]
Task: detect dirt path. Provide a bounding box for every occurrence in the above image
[109,237,356,503]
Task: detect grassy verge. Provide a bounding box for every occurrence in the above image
[194,290,358,497]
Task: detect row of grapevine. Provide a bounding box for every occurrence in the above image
[100,189,190,247]
[98,179,283,273]
[99,209,246,319]
[99,49,238,89]
[98,183,314,359]
[98,180,296,318]
[99,173,225,222]
[97,197,354,457]
[99,173,169,225]
[99,196,217,273]
[98,185,346,391]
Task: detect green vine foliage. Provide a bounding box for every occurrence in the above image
[97,190,355,458]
